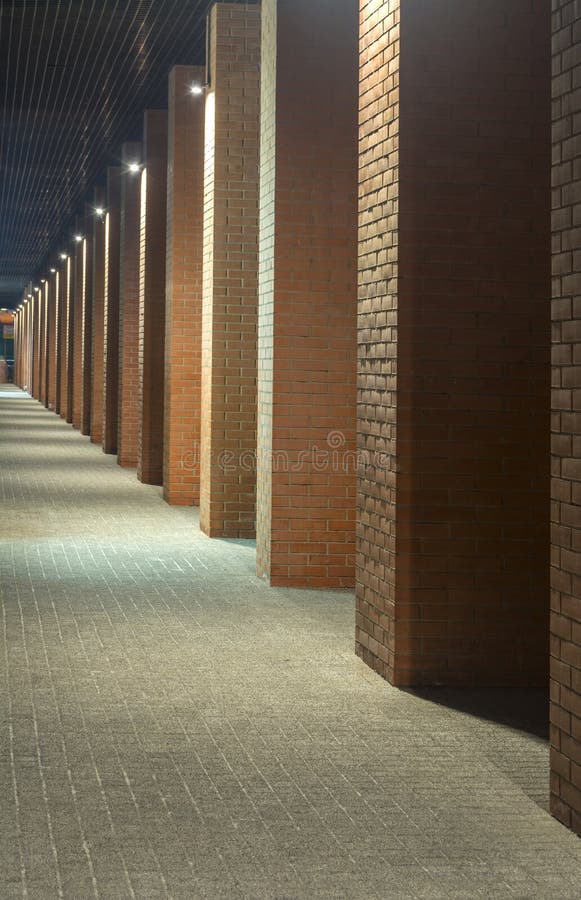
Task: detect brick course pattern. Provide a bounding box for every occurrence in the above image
[551,0,581,837]
[357,0,551,686]
[200,3,261,538]
[256,0,358,588]
[163,65,206,506]
[91,188,106,444]
[138,110,168,485]
[58,258,72,420]
[80,207,94,436]
[71,221,85,430]
[103,168,122,455]
[118,143,142,468]
[47,270,59,411]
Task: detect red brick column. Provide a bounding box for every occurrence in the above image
[79,206,94,435]
[59,255,74,423]
[200,3,261,538]
[47,268,59,411]
[31,288,40,399]
[118,142,142,468]
[164,65,205,506]
[357,0,550,687]
[38,282,48,404]
[138,110,168,485]
[91,188,106,444]
[103,167,122,454]
[256,0,358,588]
[552,0,581,836]
[71,222,84,428]
[42,279,51,406]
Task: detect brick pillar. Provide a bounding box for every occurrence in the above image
[38,282,48,404]
[200,3,261,538]
[32,289,40,399]
[91,188,106,444]
[80,206,94,435]
[71,222,84,428]
[357,0,550,687]
[103,167,122,454]
[256,0,358,587]
[118,142,142,467]
[552,0,581,837]
[164,65,205,506]
[59,255,74,423]
[47,269,59,411]
[138,110,168,485]
[40,286,46,401]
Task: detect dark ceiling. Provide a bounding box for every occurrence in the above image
[0,0,233,309]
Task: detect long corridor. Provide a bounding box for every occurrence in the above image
[2,387,581,899]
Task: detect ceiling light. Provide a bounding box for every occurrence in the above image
[41,279,46,284]
[34,286,40,292]
[50,268,56,274]
[190,83,204,96]
[74,234,83,242]
[95,206,105,216]
[128,162,141,173]
[60,253,68,260]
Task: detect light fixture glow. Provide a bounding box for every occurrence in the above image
[95,206,105,216]
[50,268,56,274]
[34,286,40,292]
[128,162,141,174]
[41,279,46,284]
[74,234,83,243]
[190,83,204,96]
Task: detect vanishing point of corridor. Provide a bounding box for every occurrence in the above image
[2,385,581,899]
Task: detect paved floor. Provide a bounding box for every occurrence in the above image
[1,386,581,899]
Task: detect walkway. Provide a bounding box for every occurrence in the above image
[1,386,581,900]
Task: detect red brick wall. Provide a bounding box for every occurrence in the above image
[256,0,358,588]
[39,283,48,404]
[91,188,106,444]
[47,270,59,411]
[357,0,551,686]
[138,110,168,485]
[200,2,261,538]
[71,223,84,430]
[58,258,71,418]
[103,167,122,455]
[164,65,205,506]
[32,290,40,399]
[551,0,581,836]
[118,142,142,468]
[80,207,94,436]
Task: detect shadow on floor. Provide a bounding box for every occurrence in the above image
[405,687,549,740]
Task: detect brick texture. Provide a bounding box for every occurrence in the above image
[256,0,358,588]
[103,167,122,455]
[200,2,261,538]
[138,110,168,485]
[71,220,84,429]
[47,269,59,411]
[91,188,106,444]
[118,142,142,468]
[32,291,40,400]
[39,282,48,405]
[357,0,551,686]
[551,0,581,837]
[163,65,205,506]
[80,206,94,435]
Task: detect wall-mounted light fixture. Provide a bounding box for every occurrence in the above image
[74,234,83,243]
[60,253,68,261]
[95,206,105,217]
[128,162,141,174]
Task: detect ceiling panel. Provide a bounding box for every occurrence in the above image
[0,0,247,307]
